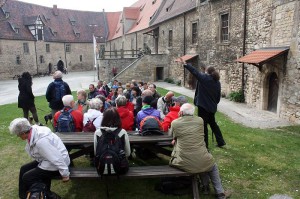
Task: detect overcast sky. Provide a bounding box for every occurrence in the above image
[18,0,138,12]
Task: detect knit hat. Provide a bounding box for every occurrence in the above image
[142,96,154,105]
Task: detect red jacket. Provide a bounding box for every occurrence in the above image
[54,107,83,132]
[125,101,134,113]
[162,106,180,132]
[117,106,134,131]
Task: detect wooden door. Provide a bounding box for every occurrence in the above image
[267,72,279,113]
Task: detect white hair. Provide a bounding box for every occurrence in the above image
[53,70,63,79]
[89,98,103,110]
[115,95,127,107]
[180,103,195,116]
[62,95,74,107]
[9,118,31,136]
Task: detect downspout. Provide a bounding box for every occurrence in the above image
[135,32,138,57]
[183,13,186,87]
[242,0,247,95]
[34,40,38,75]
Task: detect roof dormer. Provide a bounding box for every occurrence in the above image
[69,17,76,26]
[8,22,19,33]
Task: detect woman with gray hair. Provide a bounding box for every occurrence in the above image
[9,118,70,199]
[83,98,103,131]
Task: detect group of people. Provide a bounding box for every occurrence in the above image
[12,58,230,199]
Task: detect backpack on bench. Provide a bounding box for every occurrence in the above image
[139,116,164,136]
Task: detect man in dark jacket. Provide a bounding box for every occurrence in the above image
[46,71,71,119]
[88,84,99,99]
[178,58,226,148]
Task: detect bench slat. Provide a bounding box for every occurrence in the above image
[69,166,192,179]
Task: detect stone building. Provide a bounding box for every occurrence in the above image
[0,0,107,79]
[101,0,299,124]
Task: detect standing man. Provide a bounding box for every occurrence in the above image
[112,66,117,77]
[46,70,71,118]
[178,58,226,148]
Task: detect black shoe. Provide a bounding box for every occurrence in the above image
[216,190,232,199]
[48,191,61,199]
[202,185,210,195]
[216,143,226,148]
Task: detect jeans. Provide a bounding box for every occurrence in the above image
[197,106,226,148]
[200,163,224,194]
[19,161,60,199]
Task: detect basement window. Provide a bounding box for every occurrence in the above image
[16,55,21,64]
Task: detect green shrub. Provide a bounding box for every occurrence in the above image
[164,77,174,84]
[228,90,245,102]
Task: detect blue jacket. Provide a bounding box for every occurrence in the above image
[46,78,71,110]
[184,63,221,113]
[136,107,161,129]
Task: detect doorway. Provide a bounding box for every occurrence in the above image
[267,72,279,113]
[156,67,164,81]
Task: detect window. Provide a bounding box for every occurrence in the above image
[39,55,44,64]
[5,12,10,18]
[192,22,198,44]
[23,43,29,54]
[16,55,21,64]
[37,29,43,40]
[168,30,173,47]
[220,13,229,42]
[46,44,50,53]
[80,55,82,62]
[65,44,71,52]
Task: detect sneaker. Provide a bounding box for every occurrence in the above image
[216,190,232,199]
[216,143,226,148]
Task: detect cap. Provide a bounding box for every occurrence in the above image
[172,96,187,105]
[111,85,118,89]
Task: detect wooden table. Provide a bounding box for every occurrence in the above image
[56,131,173,159]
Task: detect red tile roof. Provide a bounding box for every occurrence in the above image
[106,11,122,41]
[175,54,198,62]
[0,0,107,43]
[109,0,162,40]
[236,48,289,65]
[150,0,196,26]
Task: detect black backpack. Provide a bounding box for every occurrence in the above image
[95,128,129,176]
[26,183,48,199]
[139,116,164,136]
[56,108,75,133]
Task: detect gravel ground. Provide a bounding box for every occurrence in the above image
[154,82,292,129]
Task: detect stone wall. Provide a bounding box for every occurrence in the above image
[245,0,300,123]
[0,39,95,79]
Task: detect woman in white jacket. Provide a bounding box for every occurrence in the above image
[9,118,70,199]
[83,98,103,131]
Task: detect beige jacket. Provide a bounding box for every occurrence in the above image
[169,116,214,173]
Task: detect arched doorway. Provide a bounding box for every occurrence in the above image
[57,60,64,73]
[48,63,52,75]
[267,72,279,113]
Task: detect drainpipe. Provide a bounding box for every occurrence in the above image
[135,32,138,57]
[183,13,186,87]
[242,0,248,95]
[34,40,38,75]
[64,43,68,70]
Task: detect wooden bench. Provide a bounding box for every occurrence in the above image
[68,165,200,199]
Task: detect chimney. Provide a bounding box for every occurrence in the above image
[53,5,58,16]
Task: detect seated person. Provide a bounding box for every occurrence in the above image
[96,94,111,113]
[124,92,134,113]
[136,96,161,129]
[116,96,134,131]
[9,118,70,199]
[107,85,118,105]
[88,84,99,99]
[148,83,161,100]
[135,89,153,114]
[157,91,174,119]
[169,103,230,199]
[162,96,187,132]
[54,95,83,132]
[83,98,103,131]
[74,89,89,114]
[94,107,131,158]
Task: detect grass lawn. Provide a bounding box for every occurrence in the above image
[0,88,299,199]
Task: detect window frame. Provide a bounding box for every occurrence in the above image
[220,12,230,43]
[23,43,29,54]
[191,22,198,44]
[80,55,83,62]
[168,29,173,47]
[16,55,21,65]
[46,44,50,53]
[65,44,71,53]
[39,55,44,64]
